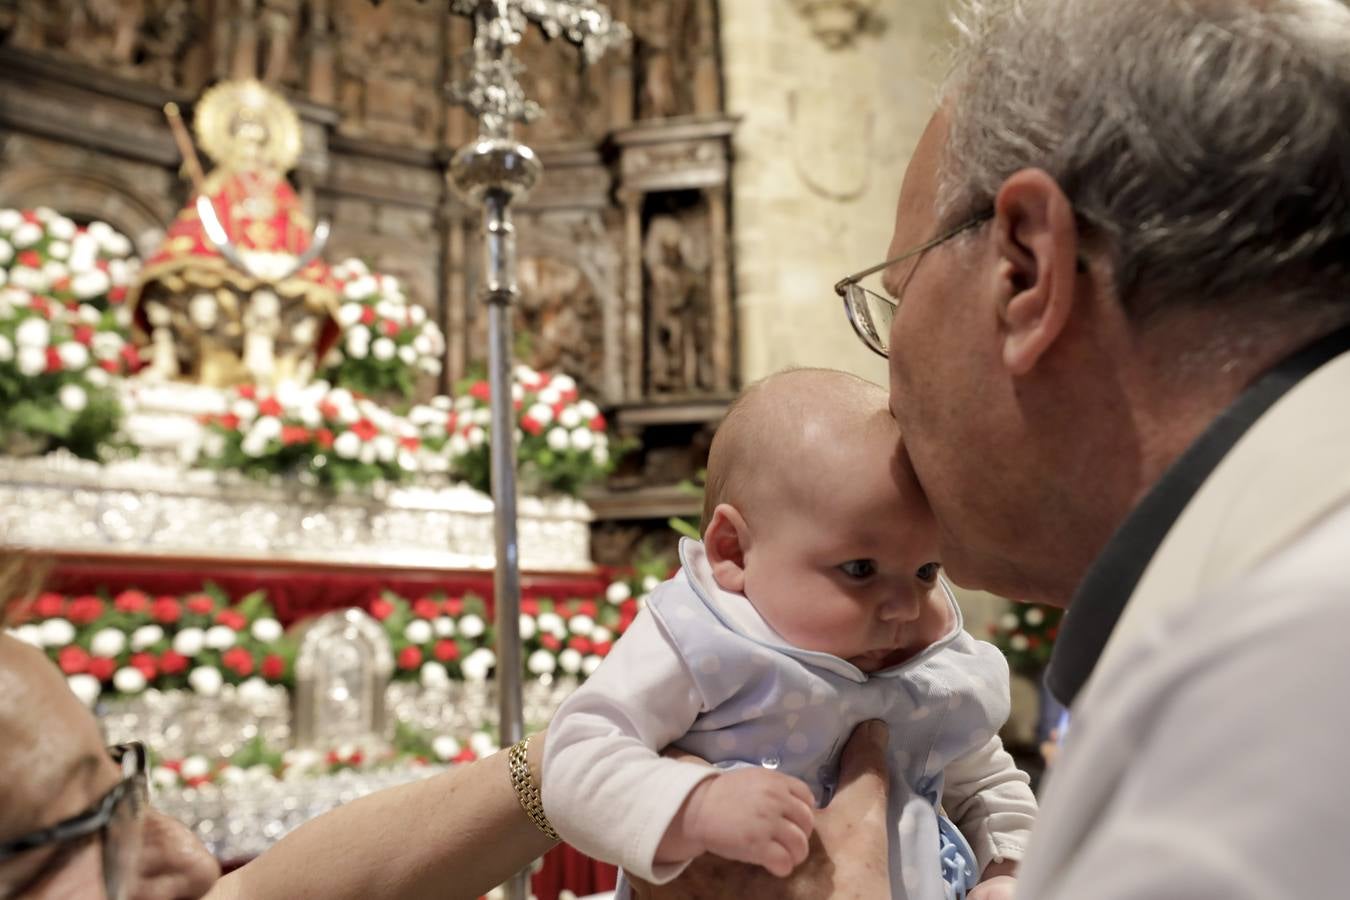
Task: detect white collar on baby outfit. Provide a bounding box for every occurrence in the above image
[675,538,965,684]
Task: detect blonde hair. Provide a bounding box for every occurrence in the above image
[0,551,50,628]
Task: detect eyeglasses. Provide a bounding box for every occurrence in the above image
[0,742,148,900]
[833,211,993,358]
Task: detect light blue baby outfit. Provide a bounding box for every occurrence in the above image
[640,539,1013,900]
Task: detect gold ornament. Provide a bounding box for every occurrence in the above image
[194,79,302,174]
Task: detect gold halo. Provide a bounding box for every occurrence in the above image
[193,79,302,173]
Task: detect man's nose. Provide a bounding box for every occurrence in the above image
[130,809,221,900]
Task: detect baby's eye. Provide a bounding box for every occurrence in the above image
[916,562,941,583]
[838,560,877,580]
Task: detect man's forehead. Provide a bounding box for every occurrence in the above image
[887,110,950,256]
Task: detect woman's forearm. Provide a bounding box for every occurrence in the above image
[206,736,556,900]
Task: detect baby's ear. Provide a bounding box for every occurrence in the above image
[704,504,749,593]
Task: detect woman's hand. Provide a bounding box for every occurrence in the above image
[631,720,892,900]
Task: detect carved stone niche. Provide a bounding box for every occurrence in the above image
[291,609,394,749]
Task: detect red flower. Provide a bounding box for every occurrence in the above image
[350,419,378,441]
[119,344,140,369]
[20,210,38,223]
[88,657,116,682]
[151,597,183,624]
[261,654,286,680]
[590,414,607,431]
[17,249,40,268]
[45,347,62,373]
[315,427,334,448]
[413,598,441,620]
[34,592,65,618]
[113,590,148,614]
[185,594,214,615]
[397,646,422,670]
[99,359,119,374]
[159,651,189,676]
[434,639,460,662]
[443,597,464,617]
[318,402,339,421]
[520,415,543,437]
[281,425,310,446]
[520,598,540,617]
[360,306,376,326]
[468,381,491,402]
[399,436,420,452]
[568,636,593,655]
[58,645,90,675]
[369,598,395,621]
[257,396,284,417]
[237,384,257,400]
[443,413,458,434]
[222,646,254,676]
[73,325,94,346]
[540,634,562,652]
[129,652,158,680]
[28,296,51,319]
[348,750,365,766]
[66,596,105,625]
[108,285,127,304]
[453,748,477,764]
[561,387,579,403]
[570,600,597,619]
[215,609,247,631]
[382,320,399,337]
[593,640,613,657]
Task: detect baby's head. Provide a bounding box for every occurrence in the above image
[701,368,950,672]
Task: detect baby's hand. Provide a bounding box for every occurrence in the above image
[968,874,1017,900]
[657,768,816,877]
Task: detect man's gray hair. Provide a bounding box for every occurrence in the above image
[940,0,1350,318]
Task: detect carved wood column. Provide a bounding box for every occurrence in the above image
[231,0,261,80]
[608,0,635,130]
[446,210,470,385]
[693,0,721,116]
[620,188,645,399]
[307,0,337,105]
[705,183,732,391]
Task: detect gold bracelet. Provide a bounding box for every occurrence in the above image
[508,736,560,843]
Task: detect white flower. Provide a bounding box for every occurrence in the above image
[538,427,569,454]
[373,434,397,462]
[593,445,610,466]
[558,406,582,429]
[85,367,110,389]
[467,425,486,448]
[240,432,269,458]
[605,582,631,604]
[526,404,554,427]
[328,387,353,407]
[333,430,361,459]
[113,667,147,694]
[420,357,444,376]
[180,755,211,780]
[469,731,496,759]
[57,342,89,371]
[642,575,661,593]
[57,383,88,413]
[91,331,122,360]
[433,616,456,638]
[204,625,236,650]
[68,235,98,272]
[10,624,42,647]
[151,766,179,789]
[540,385,564,407]
[1009,634,1030,652]
[1024,607,1045,626]
[46,240,70,260]
[999,612,1020,632]
[251,618,283,643]
[71,269,111,299]
[343,275,378,300]
[582,655,603,677]
[237,677,272,705]
[358,441,377,465]
[570,428,595,452]
[518,615,537,640]
[420,661,450,690]
[11,221,41,247]
[461,647,496,682]
[592,626,613,644]
[458,614,486,639]
[131,625,164,651]
[432,734,461,761]
[0,209,20,231]
[232,398,258,421]
[67,674,101,707]
[90,628,126,658]
[39,618,75,647]
[0,268,5,288]
[372,337,396,361]
[17,346,46,377]
[558,648,583,674]
[173,627,204,657]
[337,303,364,327]
[536,612,566,638]
[577,399,599,419]
[15,316,50,349]
[0,334,12,362]
[398,344,417,365]
[48,216,76,241]
[404,619,433,644]
[447,433,470,457]
[9,266,47,292]
[568,615,595,636]
[188,666,223,697]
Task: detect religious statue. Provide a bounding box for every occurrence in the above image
[643,213,710,394]
[129,79,339,389]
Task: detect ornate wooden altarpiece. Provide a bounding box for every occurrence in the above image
[0,0,734,561]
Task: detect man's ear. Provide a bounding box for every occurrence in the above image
[991,168,1081,376]
[703,503,749,593]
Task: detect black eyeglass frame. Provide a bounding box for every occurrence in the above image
[833,211,994,359]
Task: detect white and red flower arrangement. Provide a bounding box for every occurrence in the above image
[324,259,446,401]
[6,585,293,706]
[447,364,617,497]
[196,381,426,490]
[0,208,142,459]
[368,591,499,688]
[988,603,1063,677]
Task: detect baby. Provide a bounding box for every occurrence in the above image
[544,369,1037,899]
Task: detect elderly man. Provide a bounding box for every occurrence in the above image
[827,0,1350,896]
